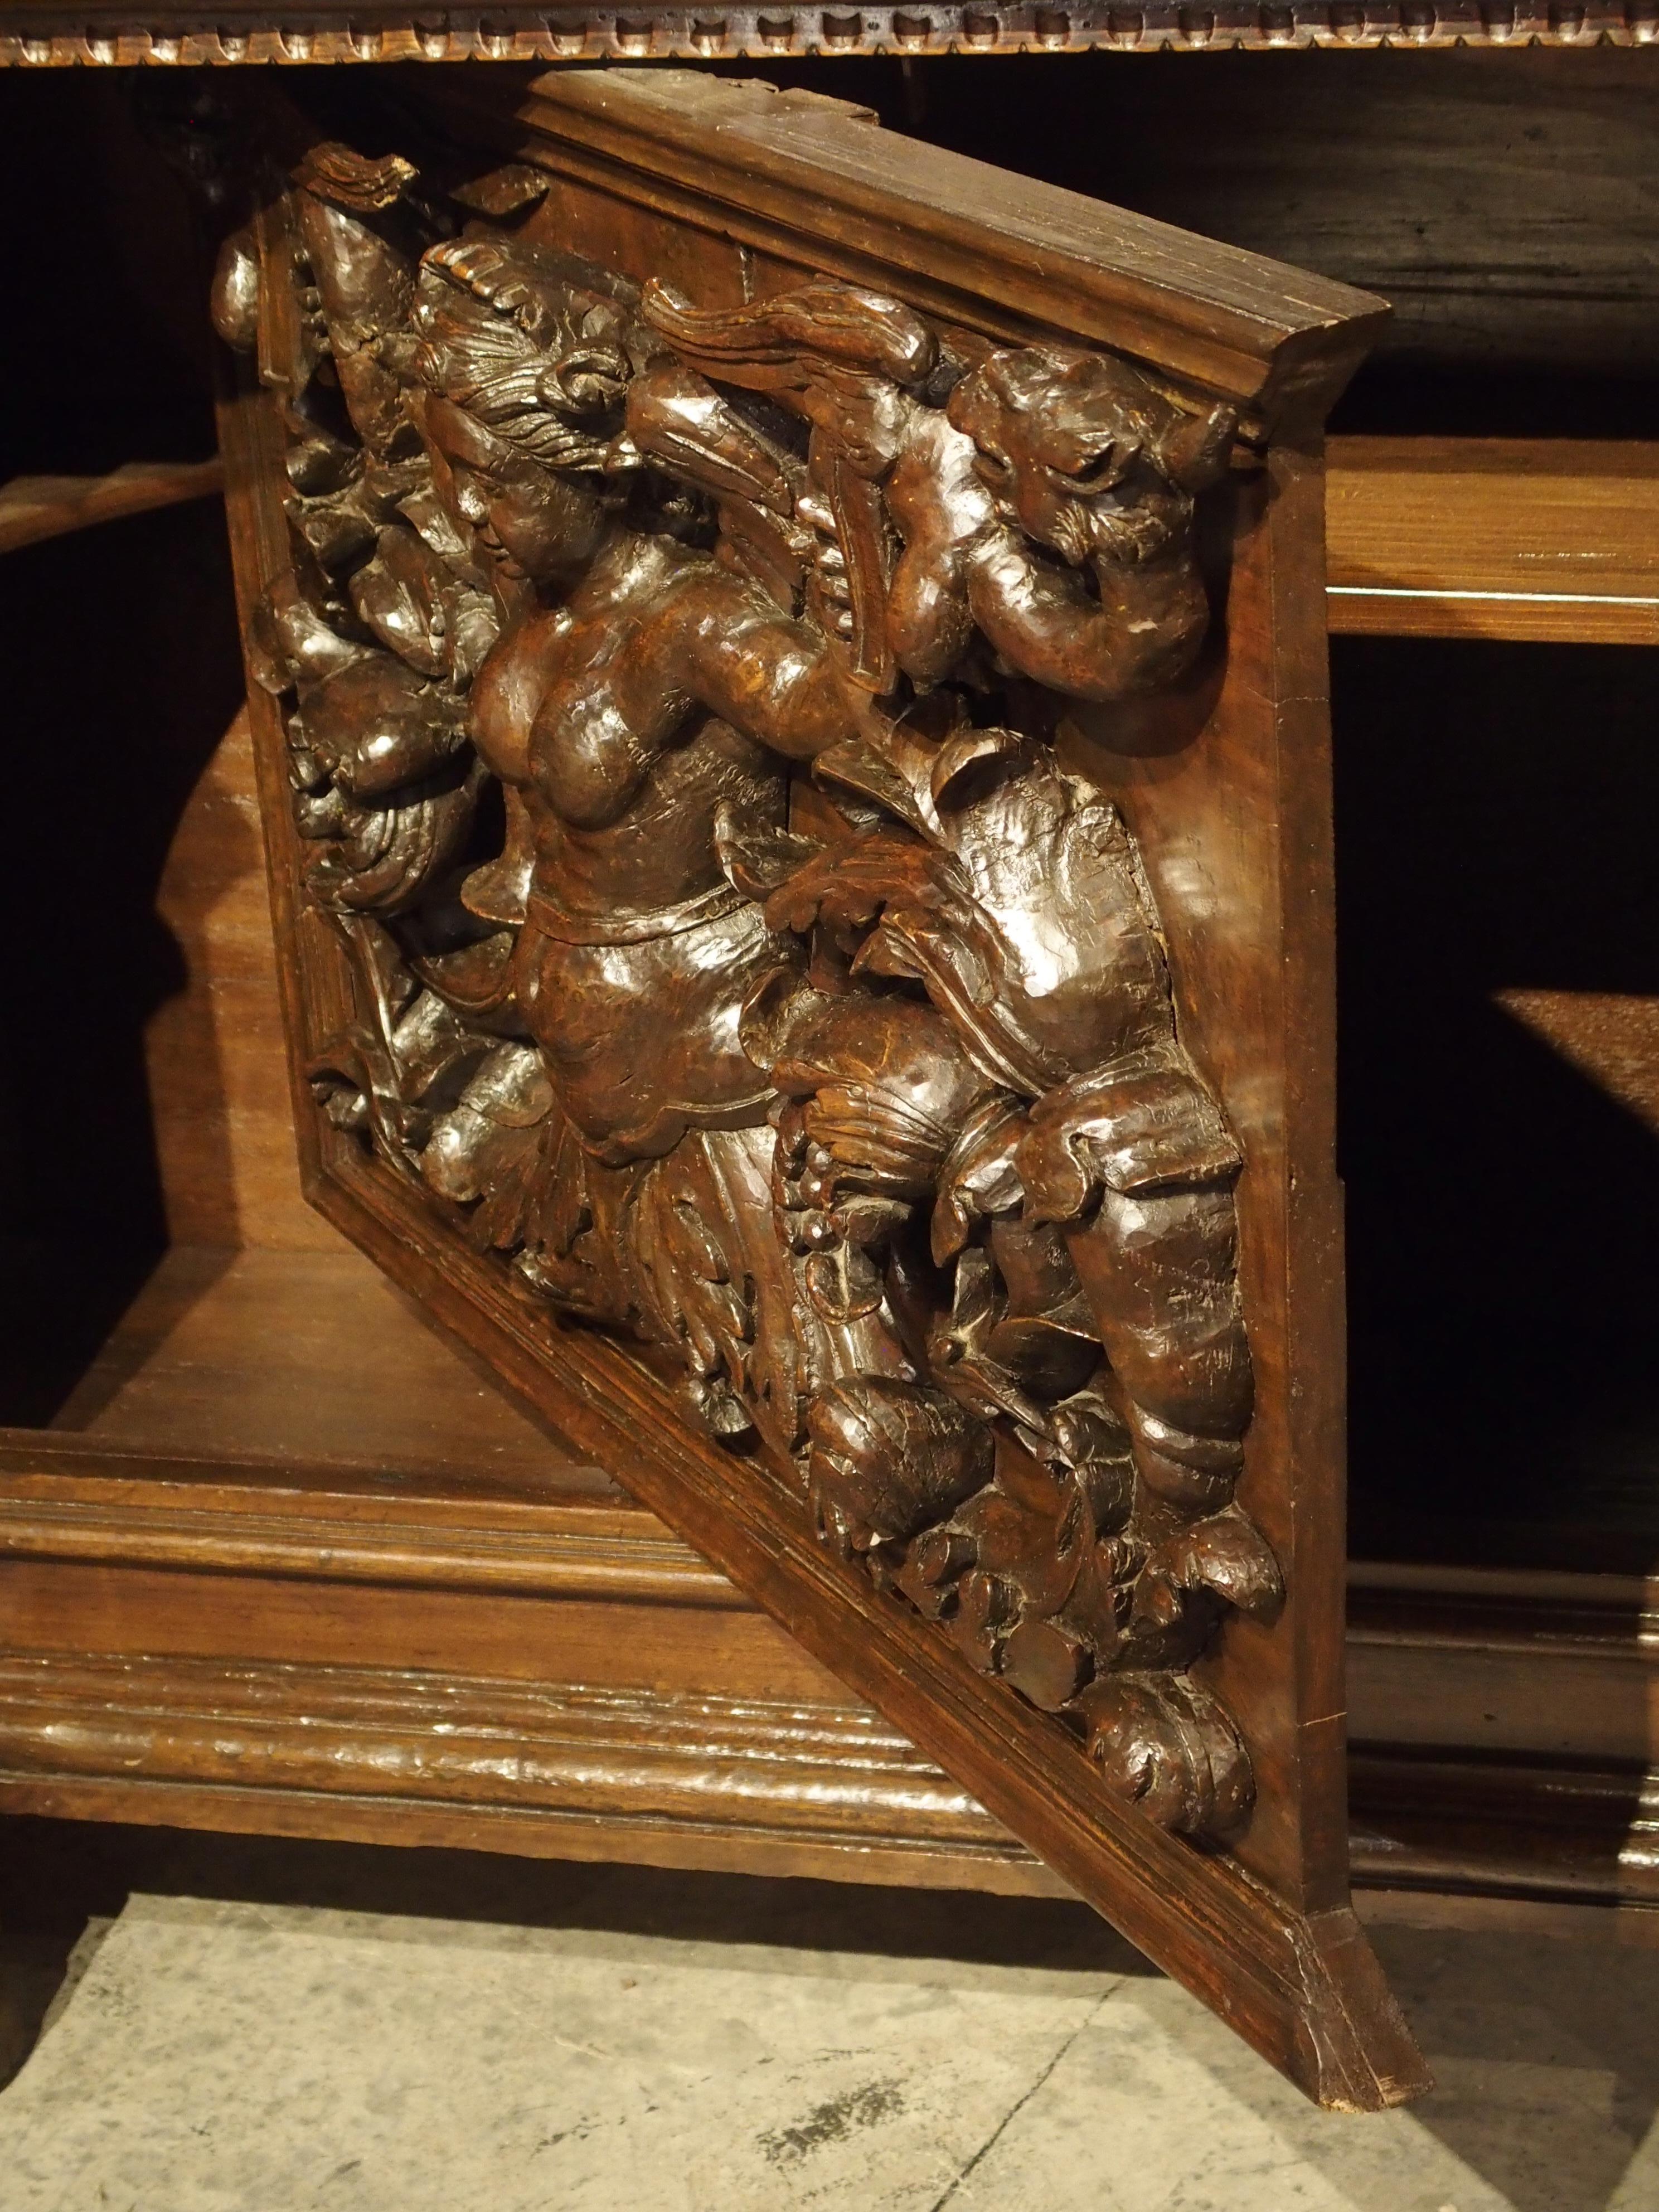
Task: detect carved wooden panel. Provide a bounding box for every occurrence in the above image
[213,67,1423,2107]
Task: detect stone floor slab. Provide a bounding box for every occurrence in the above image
[0,1872,1656,2212]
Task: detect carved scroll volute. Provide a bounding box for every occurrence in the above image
[215,70,1420,2109]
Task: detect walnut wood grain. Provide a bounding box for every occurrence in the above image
[1326,438,1659,643]
[41,1246,597,1485]
[2,1265,1655,1914]
[0,1652,1060,1884]
[0,459,224,555]
[0,1556,1652,1910]
[203,67,1430,2105]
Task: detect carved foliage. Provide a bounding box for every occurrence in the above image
[220,137,1279,1847]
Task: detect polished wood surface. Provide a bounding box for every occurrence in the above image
[41,1247,595,1488]
[1326,439,1659,643]
[210,67,1425,2103]
[6,54,1656,2116]
[2,1239,1655,1917]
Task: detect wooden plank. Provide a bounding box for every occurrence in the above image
[1326,437,1659,643]
[0,458,224,556]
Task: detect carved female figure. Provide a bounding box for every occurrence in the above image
[409,233,916,1455]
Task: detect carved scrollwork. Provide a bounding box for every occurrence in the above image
[220,135,1279,1848]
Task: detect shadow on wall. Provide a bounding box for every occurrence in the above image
[1333,634,1659,1565]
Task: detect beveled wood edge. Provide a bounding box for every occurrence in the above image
[431,66,1388,433]
[3,3,1654,67]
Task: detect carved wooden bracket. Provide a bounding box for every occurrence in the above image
[212,68,1423,2107]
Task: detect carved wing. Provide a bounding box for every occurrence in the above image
[641,276,942,690]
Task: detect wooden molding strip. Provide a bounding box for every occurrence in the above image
[2,3,1654,64]
[1351,1753,1659,1909]
[0,1646,1653,1913]
[457,67,1388,435]
[0,1457,1653,1910]
[0,1449,736,1608]
[1348,1559,1659,1779]
[0,459,225,556]
[0,1651,1066,1894]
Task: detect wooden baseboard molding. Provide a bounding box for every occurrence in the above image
[2,1455,1655,1923]
[1,1646,1655,1925]
[0,1651,1063,1896]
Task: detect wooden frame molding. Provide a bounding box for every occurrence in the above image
[1,1459,1653,1914]
[3,2,1655,65]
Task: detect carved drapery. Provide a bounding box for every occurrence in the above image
[216,129,1282,1850]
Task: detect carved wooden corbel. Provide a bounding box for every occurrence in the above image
[214,69,1422,2108]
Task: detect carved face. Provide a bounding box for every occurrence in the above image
[947,345,1225,569]
[417,390,609,587]
[412,235,638,587]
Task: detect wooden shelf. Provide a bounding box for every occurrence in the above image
[0,459,224,557]
[1326,437,1659,646]
[18,1244,608,1501]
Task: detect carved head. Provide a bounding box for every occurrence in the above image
[411,236,639,584]
[947,345,1234,570]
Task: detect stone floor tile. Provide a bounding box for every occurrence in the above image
[1,1877,1656,2212]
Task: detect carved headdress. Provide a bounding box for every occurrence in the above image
[413,235,638,473]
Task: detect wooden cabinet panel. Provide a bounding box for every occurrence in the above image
[208,66,1422,2103]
